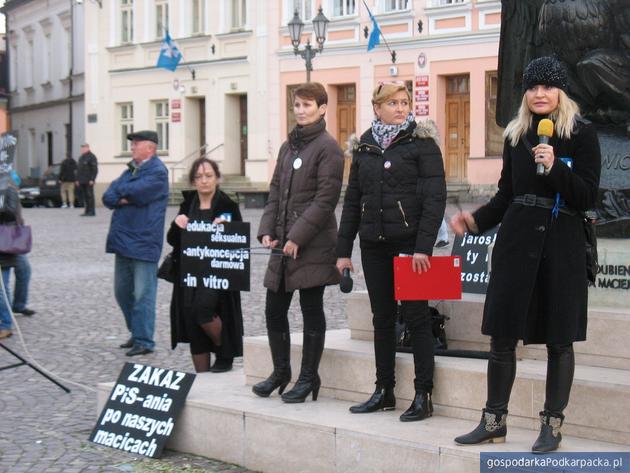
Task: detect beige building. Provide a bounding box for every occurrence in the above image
[2,0,85,178]
[84,0,276,191]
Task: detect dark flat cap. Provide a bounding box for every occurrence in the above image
[127,130,159,144]
[523,56,568,91]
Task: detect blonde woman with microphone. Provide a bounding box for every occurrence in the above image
[451,57,601,452]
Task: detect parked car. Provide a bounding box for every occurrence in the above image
[19,164,82,208]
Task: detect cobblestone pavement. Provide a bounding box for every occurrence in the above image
[0,203,466,472]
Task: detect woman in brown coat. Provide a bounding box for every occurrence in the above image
[253,82,344,403]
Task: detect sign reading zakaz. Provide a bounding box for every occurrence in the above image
[180,221,251,291]
[90,363,195,458]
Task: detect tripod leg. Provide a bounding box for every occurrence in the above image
[0,342,71,393]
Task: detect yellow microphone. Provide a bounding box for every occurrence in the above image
[536,119,554,175]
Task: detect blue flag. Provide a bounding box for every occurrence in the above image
[156,32,182,71]
[367,11,381,51]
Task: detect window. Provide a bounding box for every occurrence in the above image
[191,0,205,34]
[154,100,169,151]
[42,34,51,83]
[485,71,504,156]
[381,0,409,11]
[434,0,464,5]
[290,0,312,21]
[231,0,246,29]
[25,39,34,88]
[334,0,356,17]
[119,103,134,153]
[121,0,134,44]
[156,0,169,39]
[9,45,17,91]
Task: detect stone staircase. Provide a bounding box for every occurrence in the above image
[97,291,630,472]
[168,174,269,207]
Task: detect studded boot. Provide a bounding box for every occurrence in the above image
[455,409,507,444]
[532,412,563,453]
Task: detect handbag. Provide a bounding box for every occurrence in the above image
[583,216,598,284]
[157,252,176,283]
[395,304,449,351]
[0,224,32,254]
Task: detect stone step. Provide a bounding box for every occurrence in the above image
[347,291,630,370]
[96,370,630,473]
[244,330,630,445]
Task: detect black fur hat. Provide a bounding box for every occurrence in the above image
[523,56,568,91]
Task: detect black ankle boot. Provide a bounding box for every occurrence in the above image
[210,354,233,373]
[399,391,433,422]
[281,331,325,403]
[532,412,563,453]
[349,385,396,413]
[454,409,507,445]
[252,331,291,397]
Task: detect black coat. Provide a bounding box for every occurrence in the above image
[474,116,601,344]
[59,157,77,182]
[166,190,244,356]
[76,151,98,183]
[337,120,447,257]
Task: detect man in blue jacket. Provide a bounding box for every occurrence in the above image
[103,130,169,356]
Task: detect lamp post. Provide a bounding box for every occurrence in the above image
[288,7,329,83]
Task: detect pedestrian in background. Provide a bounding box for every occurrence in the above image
[76,143,98,216]
[102,131,169,356]
[167,158,244,373]
[59,154,77,208]
[253,82,344,403]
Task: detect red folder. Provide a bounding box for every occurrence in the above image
[394,256,462,301]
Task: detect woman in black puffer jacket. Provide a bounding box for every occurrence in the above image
[336,82,446,422]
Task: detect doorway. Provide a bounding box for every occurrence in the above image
[47,131,54,166]
[239,94,248,176]
[445,75,470,183]
[336,84,356,183]
[199,98,206,156]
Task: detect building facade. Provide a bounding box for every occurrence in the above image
[2,0,85,178]
[84,0,275,190]
[273,0,503,193]
[83,0,503,195]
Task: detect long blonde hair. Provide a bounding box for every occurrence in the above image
[503,89,580,147]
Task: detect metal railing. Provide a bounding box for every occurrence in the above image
[168,143,224,185]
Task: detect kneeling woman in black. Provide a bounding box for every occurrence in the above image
[167,157,244,373]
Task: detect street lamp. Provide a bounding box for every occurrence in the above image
[288,7,329,83]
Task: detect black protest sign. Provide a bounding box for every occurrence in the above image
[90,363,195,458]
[180,221,251,291]
[451,226,499,294]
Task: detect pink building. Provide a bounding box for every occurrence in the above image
[272,0,503,196]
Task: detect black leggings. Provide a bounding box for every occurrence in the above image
[361,240,434,393]
[487,337,574,417]
[265,283,326,334]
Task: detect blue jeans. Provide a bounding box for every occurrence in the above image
[12,255,31,311]
[0,268,13,330]
[114,255,158,349]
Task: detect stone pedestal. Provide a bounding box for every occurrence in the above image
[588,238,630,308]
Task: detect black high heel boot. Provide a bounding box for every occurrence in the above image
[399,391,433,422]
[252,331,291,397]
[281,331,325,403]
[349,386,396,413]
[454,409,507,445]
[532,412,563,453]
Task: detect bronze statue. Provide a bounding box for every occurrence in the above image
[497,0,630,237]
